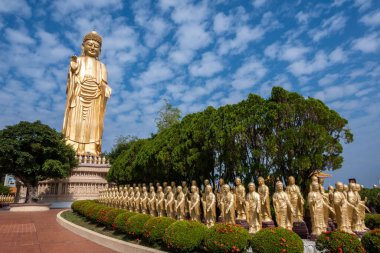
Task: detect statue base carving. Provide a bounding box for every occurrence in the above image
[262,220,275,228]
[292,221,309,239]
[16,155,110,204]
[235,219,249,229]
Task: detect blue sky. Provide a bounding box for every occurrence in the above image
[0,0,379,187]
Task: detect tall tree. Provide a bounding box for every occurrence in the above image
[155,99,181,133]
[0,121,78,203]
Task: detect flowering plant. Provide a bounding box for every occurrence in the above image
[316,231,364,253]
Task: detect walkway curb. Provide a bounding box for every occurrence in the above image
[56,210,166,253]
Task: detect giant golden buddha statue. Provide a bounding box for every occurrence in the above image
[62,31,112,156]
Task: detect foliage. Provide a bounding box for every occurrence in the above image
[142,216,176,244]
[203,223,251,253]
[365,214,380,230]
[250,227,303,253]
[163,220,207,252]
[0,184,10,195]
[92,206,112,223]
[107,87,352,193]
[113,211,137,233]
[106,135,138,164]
[316,231,364,253]
[361,229,380,253]
[155,99,181,133]
[0,121,77,202]
[101,208,126,228]
[124,213,152,238]
[360,188,380,213]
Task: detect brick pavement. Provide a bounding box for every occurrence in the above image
[0,209,116,253]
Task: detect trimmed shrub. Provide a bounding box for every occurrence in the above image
[316,231,364,253]
[365,214,380,230]
[113,212,138,233]
[163,220,207,252]
[362,229,380,253]
[80,201,98,217]
[94,206,113,224]
[143,217,176,244]
[103,209,126,229]
[125,214,152,238]
[204,223,250,253]
[72,200,96,216]
[251,227,303,253]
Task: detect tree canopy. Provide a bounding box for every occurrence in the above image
[155,99,181,133]
[107,87,353,194]
[0,121,78,202]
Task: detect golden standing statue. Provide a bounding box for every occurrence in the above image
[286,176,304,223]
[273,181,294,230]
[63,31,112,156]
[245,182,262,234]
[258,176,272,222]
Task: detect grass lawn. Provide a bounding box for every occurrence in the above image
[60,210,151,246]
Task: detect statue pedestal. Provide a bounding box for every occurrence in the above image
[262,220,275,228]
[15,155,110,205]
[235,219,249,229]
[292,221,309,239]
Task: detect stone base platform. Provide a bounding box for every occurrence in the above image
[292,221,309,239]
[262,220,275,228]
[10,203,50,212]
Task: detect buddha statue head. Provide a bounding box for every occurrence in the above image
[288,176,295,185]
[82,31,102,58]
[248,182,256,192]
[275,181,283,192]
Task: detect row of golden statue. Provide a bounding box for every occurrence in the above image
[0,194,15,204]
[98,176,368,236]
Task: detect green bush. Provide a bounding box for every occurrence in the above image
[204,223,251,253]
[316,231,364,253]
[0,185,10,195]
[94,206,113,223]
[113,212,138,233]
[365,214,380,230]
[250,227,303,253]
[71,200,96,216]
[143,217,176,244]
[103,209,126,229]
[360,188,380,213]
[362,229,380,253]
[163,220,207,252]
[78,201,97,216]
[125,214,152,238]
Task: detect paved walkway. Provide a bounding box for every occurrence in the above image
[0,209,116,253]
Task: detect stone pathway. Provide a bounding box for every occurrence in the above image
[0,209,116,253]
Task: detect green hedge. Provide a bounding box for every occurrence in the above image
[125,214,152,238]
[362,229,380,253]
[163,220,207,252]
[365,214,380,230]
[143,217,176,244]
[113,212,138,233]
[204,223,250,253]
[316,231,364,253]
[250,227,303,253]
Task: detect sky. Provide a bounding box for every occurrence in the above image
[0,0,379,187]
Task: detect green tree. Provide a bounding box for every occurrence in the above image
[155,99,181,133]
[106,135,138,163]
[0,121,78,203]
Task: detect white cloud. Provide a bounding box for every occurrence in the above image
[288,51,329,76]
[231,58,267,90]
[309,13,347,42]
[354,0,372,12]
[5,28,35,45]
[169,49,194,65]
[170,1,209,25]
[189,52,224,77]
[295,11,309,24]
[176,23,212,50]
[218,25,264,55]
[329,47,347,63]
[352,34,380,53]
[360,9,380,27]
[318,74,340,86]
[314,84,358,102]
[213,12,232,34]
[0,0,31,17]
[131,60,174,87]
[264,43,310,61]
[252,0,266,8]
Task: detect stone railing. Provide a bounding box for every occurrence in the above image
[75,154,110,165]
[0,194,15,204]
